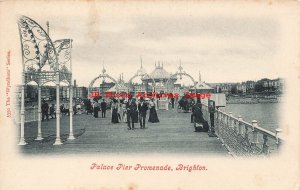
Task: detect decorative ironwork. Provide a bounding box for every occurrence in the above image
[128,63,156,92]
[128,73,156,92]
[54,39,72,84]
[18,16,72,86]
[54,39,72,71]
[17,16,73,146]
[202,104,282,157]
[18,15,58,74]
[88,67,118,97]
[166,64,196,92]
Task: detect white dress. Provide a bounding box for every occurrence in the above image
[122,103,127,122]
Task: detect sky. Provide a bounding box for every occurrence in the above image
[11,1,294,87]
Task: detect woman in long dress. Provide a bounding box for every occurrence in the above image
[93,101,99,118]
[118,100,123,121]
[193,102,209,132]
[148,99,159,123]
[111,99,119,123]
[133,98,139,123]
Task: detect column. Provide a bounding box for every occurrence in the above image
[251,120,259,146]
[54,71,62,145]
[228,112,233,128]
[68,84,75,140]
[18,80,27,145]
[237,115,243,135]
[35,84,43,140]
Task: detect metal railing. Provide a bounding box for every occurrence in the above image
[13,106,38,124]
[202,104,283,157]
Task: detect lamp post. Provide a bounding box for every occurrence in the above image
[68,39,75,140]
[18,72,27,145]
[54,70,62,145]
[35,84,43,140]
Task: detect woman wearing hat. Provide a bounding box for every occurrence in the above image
[148,98,159,123]
[111,99,119,123]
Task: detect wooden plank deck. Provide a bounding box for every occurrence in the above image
[19,107,229,156]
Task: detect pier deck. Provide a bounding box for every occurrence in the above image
[19,107,229,155]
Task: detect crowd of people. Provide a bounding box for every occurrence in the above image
[89,96,160,130]
[39,95,214,135]
[40,99,87,122]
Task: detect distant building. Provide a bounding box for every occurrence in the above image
[236,83,247,94]
[190,81,214,94]
[208,83,234,94]
[208,78,284,95]
[257,78,284,93]
[100,82,115,95]
[74,86,88,99]
[245,80,255,93]
[55,86,88,100]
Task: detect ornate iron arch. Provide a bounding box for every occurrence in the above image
[128,73,156,92]
[166,64,196,92]
[88,69,118,98]
[18,15,60,85]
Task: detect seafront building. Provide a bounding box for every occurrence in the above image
[208,78,283,95]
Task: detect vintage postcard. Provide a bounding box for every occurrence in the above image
[0,0,299,190]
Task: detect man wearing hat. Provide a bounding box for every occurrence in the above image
[138,97,148,129]
[41,99,49,121]
[100,99,107,118]
[126,95,137,130]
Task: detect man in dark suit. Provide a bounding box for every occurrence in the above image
[100,99,107,118]
[41,100,49,121]
[171,97,175,108]
[49,104,56,119]
[208,100,217,137]
[138,97,148,129]
[126,96,137,130]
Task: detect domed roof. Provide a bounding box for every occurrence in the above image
[143,63,177,80]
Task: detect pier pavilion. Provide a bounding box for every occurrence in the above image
[141,63,177,93]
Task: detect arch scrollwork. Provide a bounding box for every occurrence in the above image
[54,39,73,85]
[128,73,156,92]
[18,16,73,86]
[88,74,118,98]
[18,15,58,75]
[166,72,196,93]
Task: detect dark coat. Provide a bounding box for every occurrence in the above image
[138,102,148,117]
[100,101,107,111]
[42,102,49,113]
[193,103,209,132]
[126,99,137,114]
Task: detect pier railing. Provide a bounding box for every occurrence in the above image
[13,106,39,124]
[202,104,283,157]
